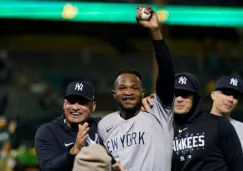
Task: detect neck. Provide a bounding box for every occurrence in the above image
[65,121,79,130]
[210,106,230,118]
[120,107,140,120]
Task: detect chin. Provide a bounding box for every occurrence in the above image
[221,109,232,115]
[122,105,138,111]
[68,116,85,124]
[175,112,185,115]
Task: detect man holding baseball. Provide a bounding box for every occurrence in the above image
[98,6,174,171]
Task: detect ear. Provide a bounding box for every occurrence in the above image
[142,89,146,98]
[211,91,216,101]
[111,90,116,99]
[63,99,66,110]
[91,102,96,113]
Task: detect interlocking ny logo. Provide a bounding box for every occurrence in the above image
[230,78,238,86]
[178,76,187,85]
[75,83,83,91]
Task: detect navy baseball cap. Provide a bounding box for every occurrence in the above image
[174,75,196,93]
[64,81,95,101]
[214,76,243,94]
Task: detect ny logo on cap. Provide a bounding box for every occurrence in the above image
[230,78,238,86]
[178,76,187,85]
[75,83,83,91]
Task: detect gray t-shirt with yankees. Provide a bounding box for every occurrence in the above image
[98,94,174,171]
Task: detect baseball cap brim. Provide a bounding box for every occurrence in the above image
[175,85,196,93]
[64,93,93,101]
[215,87,243,96]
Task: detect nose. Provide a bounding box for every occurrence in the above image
[176,96,183,103]
[72,103,80,111]
[124,88,133,96]
[227,95,234,103]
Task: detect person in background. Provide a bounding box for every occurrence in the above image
[141,72,243,171]
[210,76,243,148]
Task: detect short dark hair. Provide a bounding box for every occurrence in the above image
[115,69,143,82]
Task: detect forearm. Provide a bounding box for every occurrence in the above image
[151,29,174,106]
[150,28,163,40]
[39,152,75,171]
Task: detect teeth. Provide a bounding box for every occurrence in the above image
[123,98,134,101]
[71,113,80,115]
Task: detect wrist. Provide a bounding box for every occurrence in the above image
[150,28,163,40]
[149,27,160,32]
[69,145,80,155]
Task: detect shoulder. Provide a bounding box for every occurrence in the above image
[203,113,228,122]
[213,116,237,136]
[153,93,174,109]
[35,120,57,139]
[201,114,236,138]
[201,113,233,129]
[89,116,103,125]
[98,112,119,129]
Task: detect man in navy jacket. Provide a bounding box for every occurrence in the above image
[35,81,101,171]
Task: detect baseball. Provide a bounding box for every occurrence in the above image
[141,7,151,20]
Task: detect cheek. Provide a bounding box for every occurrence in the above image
[185,100,193,109]
[215,96,224,106]
[135,90,143,97]
[114,91,122,98]
[64,105,71,111]
[233,100,239,107]
[80,106,92,115]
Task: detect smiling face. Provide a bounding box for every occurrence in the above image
[112,73,145,111]
[211,89,239,117]
[174,89,195,115]
[63,95,96,127]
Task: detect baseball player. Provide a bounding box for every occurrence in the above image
[210,76,243,148]
[98,6,175,171]
[142,73,243,171]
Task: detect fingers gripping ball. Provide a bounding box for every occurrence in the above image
[141,7,152,20]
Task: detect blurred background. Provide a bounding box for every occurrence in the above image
[0,0,243,170]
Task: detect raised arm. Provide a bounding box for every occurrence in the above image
[136,6,174,107]
[152,31,174,107]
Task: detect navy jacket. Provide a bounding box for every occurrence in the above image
[172,73,243,171]
[35,115,101,171]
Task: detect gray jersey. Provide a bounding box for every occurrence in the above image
[98,94,174,171]
[230,118,243,149]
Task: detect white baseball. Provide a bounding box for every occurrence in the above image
[141,7,151,20]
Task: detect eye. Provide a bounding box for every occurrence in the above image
[221,91,239,100]
[67,99,76,104]
[118,86,126,90]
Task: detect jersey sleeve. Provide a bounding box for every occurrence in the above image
[97,120,105,145]
[150,93,174,131]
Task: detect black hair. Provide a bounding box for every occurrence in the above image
[115,69,143,82]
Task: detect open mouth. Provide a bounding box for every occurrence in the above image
[122,97,136,102]
[70,112,82,117]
